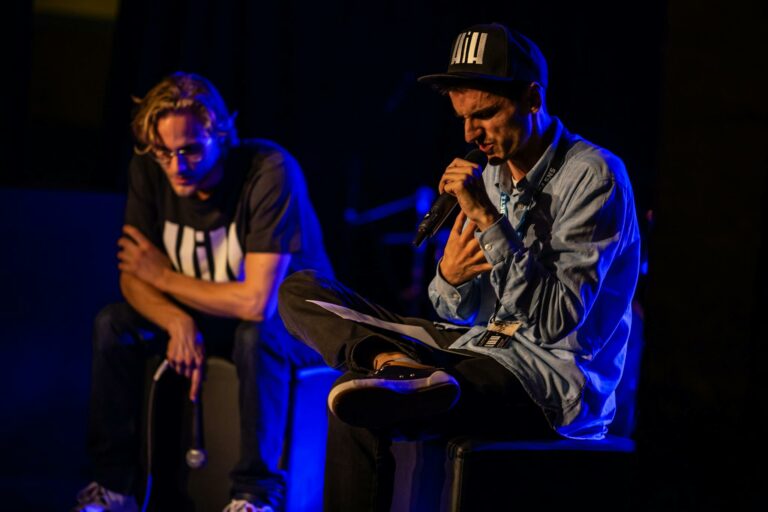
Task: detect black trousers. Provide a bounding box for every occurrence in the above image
[278,270,555,512]
[87,302,322,508]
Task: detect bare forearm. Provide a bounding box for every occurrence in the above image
[121,272,204,399]
[120,272,194,332]
[155,269,268,321]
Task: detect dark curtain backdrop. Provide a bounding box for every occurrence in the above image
[0,0,33,175]
[0,1,663,304]
[96,0,663,312]
[641,1,768,507]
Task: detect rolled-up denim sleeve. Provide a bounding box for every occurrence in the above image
[428,264,481,325]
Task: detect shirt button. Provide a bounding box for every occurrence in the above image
[484,244,493,251]
[453,293,460,300]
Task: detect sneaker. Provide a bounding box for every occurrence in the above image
[72,482,138,512]
[327,365,461,428]
[223,498,274,512]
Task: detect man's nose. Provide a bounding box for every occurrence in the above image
[170,154,189,172]
[464,119,482,143]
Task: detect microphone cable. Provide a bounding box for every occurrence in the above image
[140,359,170,512]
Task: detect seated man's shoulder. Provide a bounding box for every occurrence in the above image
[234,139,307,196]
[238,138,299,171]
[567,138,631,188]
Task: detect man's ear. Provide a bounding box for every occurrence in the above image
[526,82,544,113]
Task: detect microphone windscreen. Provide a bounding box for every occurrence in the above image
[463,148,488,168]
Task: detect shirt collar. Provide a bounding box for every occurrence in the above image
[493,117,565,196]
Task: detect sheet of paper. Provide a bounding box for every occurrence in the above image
[306,299,445,350]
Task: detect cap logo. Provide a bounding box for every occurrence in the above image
[450,31,488,65]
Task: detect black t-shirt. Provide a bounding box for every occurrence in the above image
[125,138,333,282]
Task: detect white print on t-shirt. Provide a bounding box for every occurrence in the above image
[162,220,244,282]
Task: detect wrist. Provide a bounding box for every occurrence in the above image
[438,260,463,287]
[165,314,194,337]
[475,210,502,231]
[155,266,173,291]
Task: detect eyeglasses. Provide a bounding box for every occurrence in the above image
[152,138,213,165]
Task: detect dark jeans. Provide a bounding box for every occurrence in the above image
[278,270,554,512]
[87,302,322,508]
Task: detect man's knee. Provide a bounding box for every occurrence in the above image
[92,303,133,352]
[233,321,262,350]
[92,302,158,355]
[233,321,278,356]
[278,269,320,307]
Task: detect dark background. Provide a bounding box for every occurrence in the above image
[0,0,765,509]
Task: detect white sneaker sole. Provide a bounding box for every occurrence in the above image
[327,370,460,428]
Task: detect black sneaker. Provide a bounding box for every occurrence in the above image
[327,365,460,429]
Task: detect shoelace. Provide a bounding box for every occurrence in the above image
[374,359,440,377]
[374,356,436,373]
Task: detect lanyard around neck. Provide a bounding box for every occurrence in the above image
[499,133,570,238]
[490,132,571,323]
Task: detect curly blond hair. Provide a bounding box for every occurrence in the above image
[131,72,238,154]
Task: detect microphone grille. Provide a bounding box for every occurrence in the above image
[186,448,208,469]
[464,149,488,167]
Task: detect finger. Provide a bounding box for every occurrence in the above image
[170,361,183,376]
[443,167,478,187]
[122,224,140,239]
[116,246,131,261]
[182,355,195,378]
[450,158,482,169]
[166,349,182,374]
[460,221,479,243]
[439,174,462,195]
[471,262,494,274]
[466,159,485,177]
[177,362,192,379]
[442,179,458,197]
[190,368,202,402]
[440,165,476,194]
[468,249,491,265]
[123,225,149,248]
[451,211,467,235]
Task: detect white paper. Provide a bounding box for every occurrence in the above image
[306,299,445,350]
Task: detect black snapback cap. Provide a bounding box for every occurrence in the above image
[418,23,548,89]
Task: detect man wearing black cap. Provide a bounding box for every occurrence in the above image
[278,23,640,511]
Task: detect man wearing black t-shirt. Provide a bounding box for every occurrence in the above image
[73,72,333,512]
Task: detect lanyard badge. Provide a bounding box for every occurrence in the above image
[477,319,521,348]
[479,132,571,350]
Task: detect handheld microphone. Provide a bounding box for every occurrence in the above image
[412,149,488,247]
[185,394,207,469]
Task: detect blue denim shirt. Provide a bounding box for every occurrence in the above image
[428,119,640,439]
